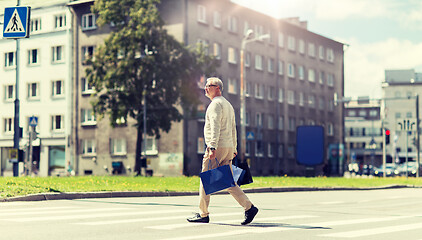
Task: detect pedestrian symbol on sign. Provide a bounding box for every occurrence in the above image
[29,116,38,127]
[4,9,25,33]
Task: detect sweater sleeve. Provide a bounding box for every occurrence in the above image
[232,112,237,153]
[208,102,222,148]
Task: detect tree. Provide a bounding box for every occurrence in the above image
[86,0,217,174]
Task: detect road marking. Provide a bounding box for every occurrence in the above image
[0,206,78,213]
[318,201,344,205]
[320,222,422,238]
[0,207,129,216]
[79,212,241,226]
[1,209,189,222]
[148,215,317,230]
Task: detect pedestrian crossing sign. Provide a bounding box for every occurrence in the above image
[29,116,38,127]
[3,6,31,38]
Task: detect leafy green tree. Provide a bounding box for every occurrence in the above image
[86,0,217,174]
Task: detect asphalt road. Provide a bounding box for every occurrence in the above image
[1,188,422,240]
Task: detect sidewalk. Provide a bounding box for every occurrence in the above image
[1,184,414,202]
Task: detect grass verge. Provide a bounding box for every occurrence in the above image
[1,176,422,199]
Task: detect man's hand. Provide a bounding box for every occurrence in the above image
[209,149,216,160]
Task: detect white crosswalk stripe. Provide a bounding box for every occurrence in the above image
[320,222,422,238]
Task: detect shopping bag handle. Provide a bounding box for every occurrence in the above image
[207,158,220,170]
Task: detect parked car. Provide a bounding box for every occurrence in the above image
[394,162,418,177]
[373,164,396,177]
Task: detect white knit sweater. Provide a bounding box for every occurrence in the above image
[204,96,237,151]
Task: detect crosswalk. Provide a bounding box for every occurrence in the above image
[1,200,421,240]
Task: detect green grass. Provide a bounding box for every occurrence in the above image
[1,176,422,199]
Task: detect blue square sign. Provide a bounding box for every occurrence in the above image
[3,6,31,38]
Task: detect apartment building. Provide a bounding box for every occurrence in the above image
[0,1,73,176]
[159,0,345,176]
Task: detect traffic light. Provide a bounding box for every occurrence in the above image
[385,128,390,145]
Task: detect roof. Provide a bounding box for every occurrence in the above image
[67,0,94,7]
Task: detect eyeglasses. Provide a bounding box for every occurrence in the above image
[205,84,218,88]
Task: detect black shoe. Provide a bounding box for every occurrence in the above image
[187,213,209,223]
[241,205,258,225]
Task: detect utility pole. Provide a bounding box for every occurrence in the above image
[416,94,420,177]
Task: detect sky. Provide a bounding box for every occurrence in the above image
[232,0,422,99]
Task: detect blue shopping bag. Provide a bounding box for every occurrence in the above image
[200,158,236,195]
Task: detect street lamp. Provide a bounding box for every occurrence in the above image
[239,30,269,163]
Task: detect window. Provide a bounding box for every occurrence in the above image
[4,85,14,101]
[255,55,263,70]
[308,69,315,82]
[228,47,237,64]
[326,48,334,62]
[243,21,250,36]
[327,73,334,87]
[308,43,315,57]
[27,82,39,100]
[52,80,64,97]
[319,71,325,85]
[228,16,238,33]
[268,143,274,157]
[267,87,274,101]
[369,110,378,117]
[287,36,295,51]
[327,123,334,136]
[4,52,16,68]
[245,111,250,126]
[82,13,96,30]
[142,136,158,155]
[197,5,207,23]
[213,42,221,60]
[278,117,284,130]
[308,95,315,108]
[30,18,42,33]
[245,141,250,157]
[278,32,284,48]
[348,110,356,117]
[267,58,274,73]
[299,39,305,54]
[110,138,127,155]
[228,78,237,94]
[245,81,251,97]
[288,90,295,105]
[288,117,295,131]
[82,46,95,62]
[81,77,94,94]
[287,63,295,77]
[4,118,13,134]
[55,14,66,29]
[254,83,264,99]
[287,145,295,158]
[298,66,304,80]
[213,11,221,28]
[52,46,64,63]
[256,112,263,127]
[278,144,284,158]
[255,141,264,157]
[268,115,274,129]
[81,109,96,126]
[245,52,251,67]
[328,99,334,111]
[197,39,209,55]
[278,60,284,75]
[299,92,304,106]
[28,49,39,65]
[82,139,96,155]
[319,46,324,60]
[395,112,401,118]
[254,24,264,39]
[51,115,64,132]
[197,137,206,153]
[319,97,325,110]
[278,88,283,103]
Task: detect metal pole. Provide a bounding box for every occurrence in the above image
[416,94,420,177]
[406,131,409,178]
[143,88,147,175]
[239,47,246,163]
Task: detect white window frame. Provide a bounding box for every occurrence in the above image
[81,77,94,94]
[52,46,64,63]
[82,13,97,30]
[319,46,324,60]
[308,69,315,82]
[4,52,16,68]
[245,81,251,97]
[110,138,127,155]
[4,85,15,102]
[28,49,39,65]
[298,66,304,80]
[327,73,334,87]
[256,112,263,127]
[278,60,284,75]
[52,80,64,97]
[81,109,97,126]
[228,78,237,94]
[267,58,274,73]
[82,46,95,62]
[327,48,334,62]
[299,92,304,106]
[319,71,325,85]
[213,11,221,28]
[55,14,66,29]
[197,5,207,24]
[254,25,264,40]
[254,83,264,99]
[327,123,334,136]
[142,136,158,155]
[287,90,295,105]
[228,47,237,64]
[299,39,305,54]
[4,118,13,134]
[288,118,296,131]
[255,141,264,157]
[287,63,295,78]
[308,95,315,108]
[278,32,284,48]
[278,116,284,130]
[27,82,40,100]
[319,97,325,110]
[308,43,315,57]
[213,42,221,60]
[228,15,238,33]
[267,86,274,101]
[278,88,284,103]
[255,55,263,70]
[30,18,42,33]
[287,36,295,51]
[82,139,96,156]
[268,143,274,158]
[51,115,64,132]
[268,115,274,129]
[245,52,251,67]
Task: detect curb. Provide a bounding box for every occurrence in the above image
[1,184,417,202]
